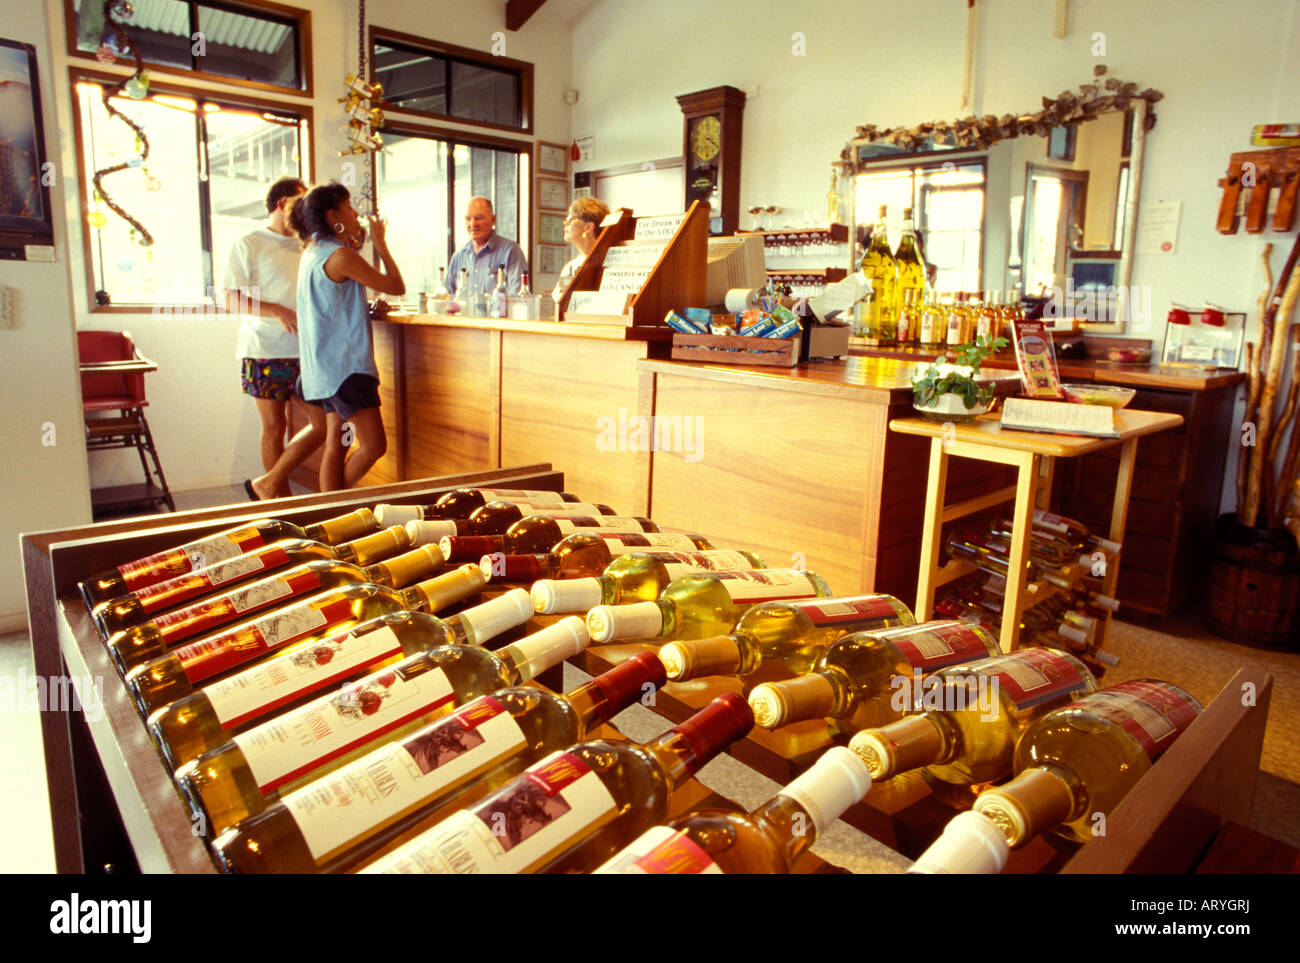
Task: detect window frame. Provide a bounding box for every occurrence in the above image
[369,26,533,135]
[69,65,315,313]
[63,0,313,97]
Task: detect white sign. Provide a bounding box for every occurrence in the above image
[1136,201,1181,255]
[633,214,686,241]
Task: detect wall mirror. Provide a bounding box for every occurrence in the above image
[838,71,1162,334]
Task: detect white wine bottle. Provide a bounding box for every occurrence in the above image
[587,569,834,644]
[482,531,722,585]
[893,206,926,321]
[148,589,536,770]
[658,594,914,689]
[211,652,668,873]
[178,616,593,838]
[529,549,766,614]
[372,488,584,527]
[439,514,662,562]
[858,205,898,345]
[79,508,379,608]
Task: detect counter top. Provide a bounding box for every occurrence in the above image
[640,355,1023,404]
[850,344,1246,392]
[374,311,673,343]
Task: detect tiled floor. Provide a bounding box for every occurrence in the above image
[6,481,1299,871]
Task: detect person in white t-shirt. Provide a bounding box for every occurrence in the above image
[222,177,326,500]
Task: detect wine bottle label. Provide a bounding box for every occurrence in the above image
[177,596,358,685]
[203,625,405,729]
[1032,510,1072,535]
[118,528,266,588]
[150,570,321,643]
[553,517,646,534]
[889,623,991,668]
[593,826,721,875]
[285,695,528,863]
[510,501,596,514]
[787,596,902,626]
[234,662,457,793]
[132,547,286,614]
[592,533,699,552]
[659,551,755,580]
[479,489,561,499]
[975,649,1089,711]
[1075,682,1200,761]
[362,750,617,875]
[713,570,817,603]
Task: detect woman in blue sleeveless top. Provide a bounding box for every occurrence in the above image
[285,183,404,491]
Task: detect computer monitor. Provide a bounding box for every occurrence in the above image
[705,234,767,306]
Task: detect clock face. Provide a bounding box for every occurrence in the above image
[690,115,722,162]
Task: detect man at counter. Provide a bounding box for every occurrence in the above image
[445,196,529,295]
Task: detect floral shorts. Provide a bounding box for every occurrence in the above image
[241,358,300,401]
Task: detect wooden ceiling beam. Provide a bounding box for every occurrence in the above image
[506,0,548,31]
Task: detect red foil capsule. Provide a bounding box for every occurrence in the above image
[1167,308,1191,325]
[1200,307,1226,327]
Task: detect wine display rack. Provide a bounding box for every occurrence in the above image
[22,465,1274,874]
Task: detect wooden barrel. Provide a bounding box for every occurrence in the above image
[1207,515,1300,649]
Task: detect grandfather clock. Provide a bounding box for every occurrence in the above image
[676,85,745,236]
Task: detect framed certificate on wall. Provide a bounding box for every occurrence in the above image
[537,177,567,211]
[537,141,568,176]
[539,212,566,245]
[537,244,567,276]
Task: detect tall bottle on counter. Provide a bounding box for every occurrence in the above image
[857,205,898,345]
[894,206,926,320]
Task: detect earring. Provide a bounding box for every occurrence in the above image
[334,222,345,233]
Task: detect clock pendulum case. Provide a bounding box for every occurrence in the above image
[676,86,746,236]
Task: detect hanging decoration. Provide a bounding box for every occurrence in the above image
[91,0,155,247]
[337,0,388,213]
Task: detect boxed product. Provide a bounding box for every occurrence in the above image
[1011,319,1065,398]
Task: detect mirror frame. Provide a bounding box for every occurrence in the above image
[837,69,1163,334]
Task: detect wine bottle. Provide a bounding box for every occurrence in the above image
[594,746,870,874]
[530,549,767,614]
[945,529,1089,590]
[945,294,964,348]
[907,810,1010,874]
[148,589,536,770]
[459,500,619,536]
[358,694,754,875]
[211,652,668,873]
[658,594,914,688]
[179,616,593,838]
[439,513,662,562]
[1025,509,1122,557]
[93,525,420,639]
[893,206,925,321]
[971,680,1203,848]
[105,540,443,677]
[481,531,719,584]
[858,205,898,346]
[434,266,450,299]
[489,267,509,318]
[124,563,487,718]
[372,488,583,527]
[847,648,1098,786]
[79,509,379,608]
[586,568,834,644]
[748,620,999,733]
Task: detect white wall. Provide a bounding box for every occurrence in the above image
[0,0,93,626]
[49,0,575,493]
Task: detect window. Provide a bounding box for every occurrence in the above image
[74,74,307,305]
[371,30,531,132]
[856,159,986,294]
[376,128,528,295]
[70,0,305,91]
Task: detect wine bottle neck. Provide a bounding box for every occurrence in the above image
[342,526,411,566]
[498,616,588,683]
[850,712,950,779]
[749,668,844,729]
[401,562,485,611]
[972,765,1078,848]
[306,508,377,545]
[370,546,445,589]
[644,694,753,789]
[659,634,747,681]
[566,652,666,734]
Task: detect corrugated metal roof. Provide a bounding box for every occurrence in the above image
[77,0,292,54]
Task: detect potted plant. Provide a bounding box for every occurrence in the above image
[911,334,1008,421]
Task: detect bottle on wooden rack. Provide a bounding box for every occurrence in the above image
[382,500,619,543]
[211,652,668,873]
[529,549,767,614]
[104,537,441,677]
[595,746,871,874]
[481,530,722,586]
[149,589,537,770]
[124,563,489,718]
[658,594,914,689]
[358,694,754,875]
[914,680,1203,872]
[178,616,593,838]
[78,508,380,608]
[586,569,835,644]
[438,513,662,562]
[1023,509,1122,557]
[747,620,999,734]
[371,488,584,528]
[847,648,1098,786]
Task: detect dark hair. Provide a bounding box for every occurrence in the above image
[266,177,306,214]
[287,182,350,244]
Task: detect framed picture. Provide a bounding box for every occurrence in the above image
[1047,123,1077,161]
[537,141,568,176]
[537,177,567,212]
[539,212,566,245]
[537,244,567,276]
[0,38,55,256]
[573,186,591,200]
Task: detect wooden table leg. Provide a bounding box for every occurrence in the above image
[914,436,950,621]
[1036,456,1056,510]
[1098,437,1138,651]
[1001,451,1040,652]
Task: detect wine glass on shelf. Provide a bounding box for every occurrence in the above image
[748,206,764,232]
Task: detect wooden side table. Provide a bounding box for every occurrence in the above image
[889,409,1184,653]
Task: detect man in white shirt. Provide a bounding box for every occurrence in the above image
[223,177,325,500]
